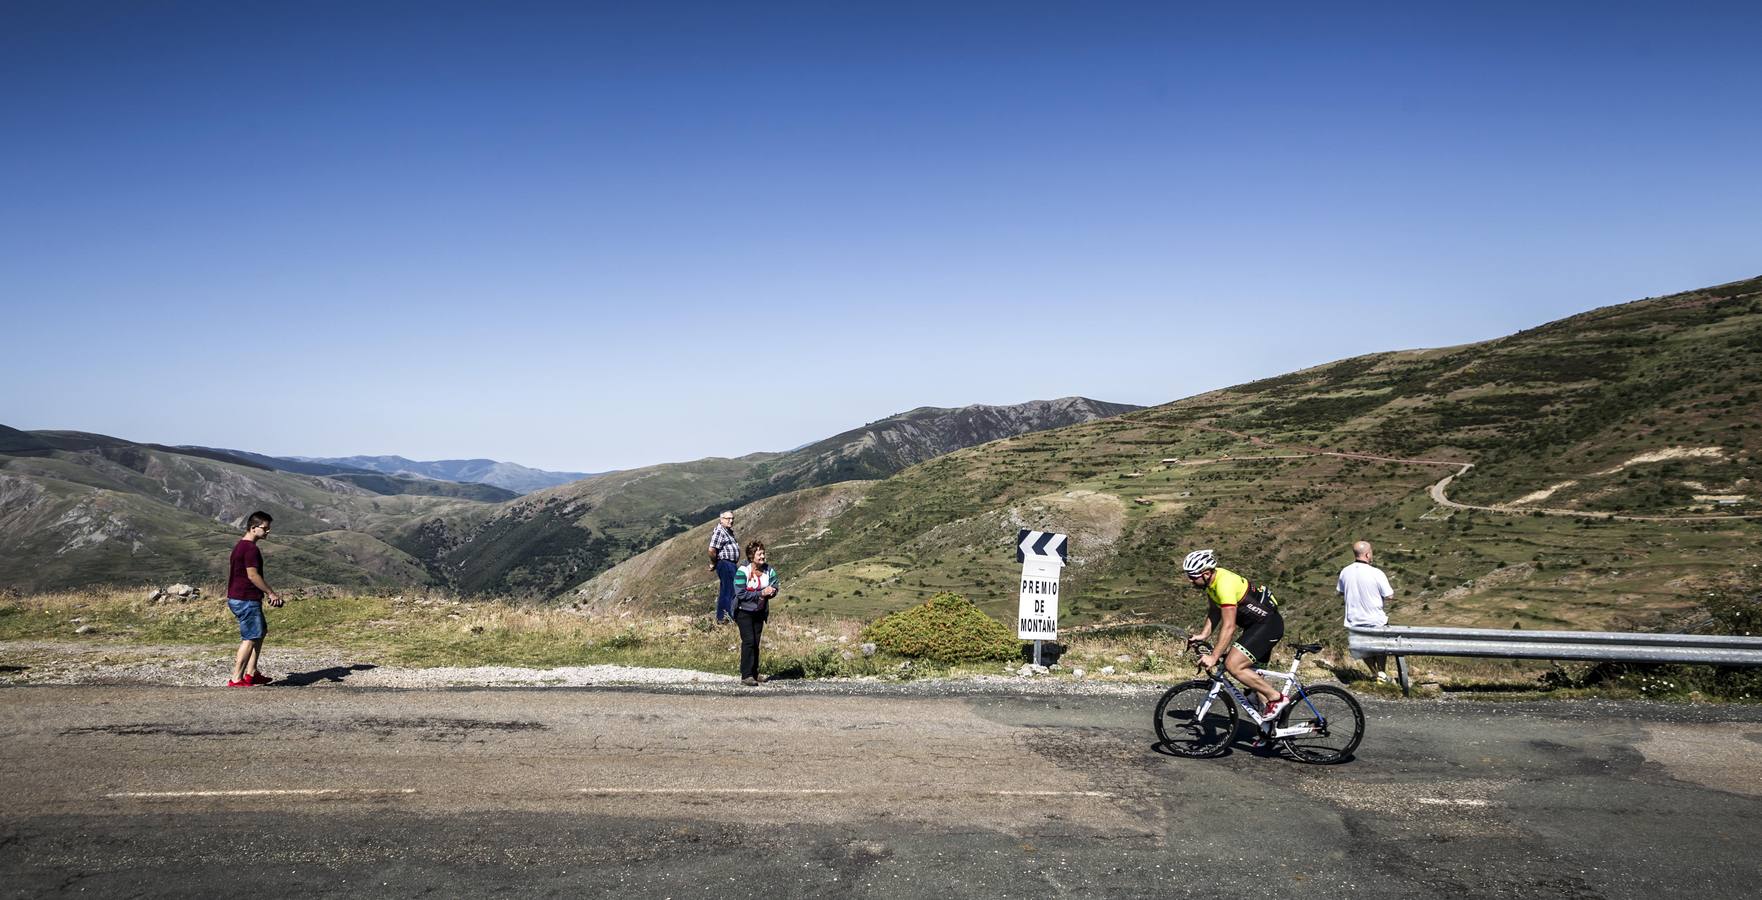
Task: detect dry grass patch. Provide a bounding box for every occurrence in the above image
[0,588,911,678]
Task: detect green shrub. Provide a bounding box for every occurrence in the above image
[1554,583,1762,700]
[862,592,1020,662]
[1707,587,1762,636]
[770,646,853,679]
[600,628,643,650]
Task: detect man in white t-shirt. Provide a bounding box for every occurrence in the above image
[1338,540,1394,680]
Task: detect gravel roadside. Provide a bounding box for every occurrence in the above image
[0,639,1168,695]
[11,641,1759,714]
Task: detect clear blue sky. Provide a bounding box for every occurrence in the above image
[3,1,1758,472]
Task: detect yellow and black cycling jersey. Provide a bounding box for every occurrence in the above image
[1204,566,1279,628]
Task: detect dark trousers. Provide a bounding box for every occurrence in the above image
[735,607,768,679]
[714,560,737,622]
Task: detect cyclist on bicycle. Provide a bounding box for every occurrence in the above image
[1181,549,1289,719]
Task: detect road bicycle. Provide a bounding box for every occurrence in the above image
[1153,640,1364,763]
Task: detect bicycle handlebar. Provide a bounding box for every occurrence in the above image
[1185,639,1225,678]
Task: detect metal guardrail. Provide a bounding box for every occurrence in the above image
[1348,624,1762,695]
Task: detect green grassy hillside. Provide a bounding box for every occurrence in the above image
[571,481,876,611]
[571,277,1762,651]
[727,397,1142,505]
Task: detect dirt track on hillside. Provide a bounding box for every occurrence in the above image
[1185,424,1762,522]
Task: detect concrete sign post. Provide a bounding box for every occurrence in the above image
[1016,530,1068,665]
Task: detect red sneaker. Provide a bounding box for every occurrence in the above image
[226,678,253,688]
[248,673,273,685]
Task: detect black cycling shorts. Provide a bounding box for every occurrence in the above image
[1231,609,1284,667]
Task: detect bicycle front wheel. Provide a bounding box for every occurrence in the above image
[1277,684,1364,764]
[1154,680,1238,758]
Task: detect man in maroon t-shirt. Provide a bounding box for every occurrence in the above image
[227,510,284,687]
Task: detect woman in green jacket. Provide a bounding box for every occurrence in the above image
[732,540,779,686]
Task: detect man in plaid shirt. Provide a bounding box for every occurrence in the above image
[708,510,739,624]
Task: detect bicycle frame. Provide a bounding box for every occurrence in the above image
[1193,656,1326,739]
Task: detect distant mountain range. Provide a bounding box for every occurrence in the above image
[0,396,1142,594]
[191,448,595,495]
[292,455,598,494]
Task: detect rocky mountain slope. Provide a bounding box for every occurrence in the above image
[735,398,1142,501]
[574,277,1762,645]
[0,431,500,592]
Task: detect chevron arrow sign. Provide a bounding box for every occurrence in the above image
[1016,529,1068,565]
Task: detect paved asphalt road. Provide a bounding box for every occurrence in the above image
[3,683,1759,899]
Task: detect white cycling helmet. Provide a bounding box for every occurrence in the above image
[1181,549,1217,577]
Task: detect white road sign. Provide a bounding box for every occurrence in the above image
[1017,529,1068,563]
[1016,529,1067,640]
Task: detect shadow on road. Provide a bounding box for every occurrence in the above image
[1151,740,1235,759]
[277,663,377,686]
[1148,736,1355,765]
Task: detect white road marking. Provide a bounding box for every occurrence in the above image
[578,788,847,795]
[109,787,1117,800]
[991,790,1115,798]
[1416,797,1493,807]
[107,788,417,799]
[576,788,1116,798]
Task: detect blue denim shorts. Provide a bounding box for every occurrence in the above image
[227,599,266,640]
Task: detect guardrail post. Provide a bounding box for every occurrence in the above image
[1395,656,1410,697]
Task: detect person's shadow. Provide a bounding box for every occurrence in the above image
[275,664,377,686]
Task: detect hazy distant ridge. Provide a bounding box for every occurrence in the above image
[292,455,597,494]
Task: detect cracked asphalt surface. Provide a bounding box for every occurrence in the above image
[2,683,1759,898]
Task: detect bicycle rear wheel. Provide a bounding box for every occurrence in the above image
[1276,684,1364,764]
[1154,680,1238,758]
